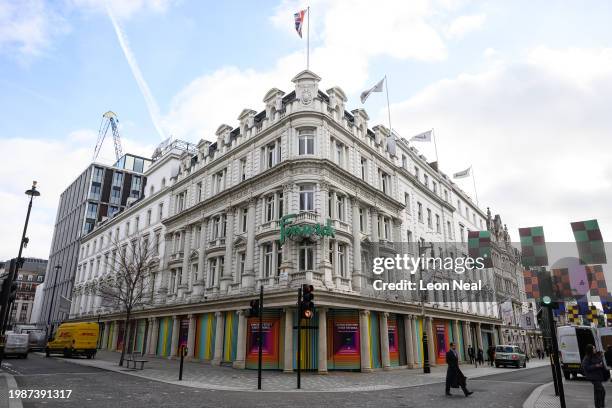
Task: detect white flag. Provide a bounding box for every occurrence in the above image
[410,130,432,142]
[453,166,471,179]
[360,77,385,104]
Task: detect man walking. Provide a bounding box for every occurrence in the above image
[468,345,474,364]
[446,342,473,397]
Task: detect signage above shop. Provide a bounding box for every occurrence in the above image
[279,213,335,244]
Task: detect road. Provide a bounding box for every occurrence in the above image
[2,353,553,408]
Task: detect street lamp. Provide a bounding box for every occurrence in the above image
[46,265,61,338]
[0,181,40,335]
[418,240,434,374]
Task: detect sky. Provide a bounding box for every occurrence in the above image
[1,0,611,261]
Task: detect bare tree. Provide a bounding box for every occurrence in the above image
[98,235,157,366]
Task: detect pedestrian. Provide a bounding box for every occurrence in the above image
[582,344,609,408]
[487,346,495,366]
[445,342,473,397]
[477,348,484,366]
[468,345,474,364]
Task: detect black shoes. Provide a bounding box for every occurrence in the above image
[464,391,474,397]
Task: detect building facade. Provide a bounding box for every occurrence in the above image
[1,258,47,325]
[72,70,537,371]
[39,154,151,327]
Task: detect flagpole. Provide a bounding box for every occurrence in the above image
[384,75,392,135]
[471,166,480,207]
[432,128,439,165]
[306,6,310,70]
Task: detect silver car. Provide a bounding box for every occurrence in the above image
[494,345,527,368]
[4,333,29,358]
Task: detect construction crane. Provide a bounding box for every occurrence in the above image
[93,111,124,161]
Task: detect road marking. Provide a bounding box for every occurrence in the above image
[472,379,548,385]
[14,372,107,377]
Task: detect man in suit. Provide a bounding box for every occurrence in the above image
[446,342,473,397]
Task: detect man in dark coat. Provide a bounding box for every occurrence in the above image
[446,342,473,397]
[467,345,474,364]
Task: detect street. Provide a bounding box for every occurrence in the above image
[2,353,553,408]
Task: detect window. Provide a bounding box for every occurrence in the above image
[155,232,161,255]
[276,244,283,276]
[131,176,142,193]
[336,195,345,221]
[196,182,203,202]
[125,222,130,237]
[265,195,275,222]
[417,202,423,222]
[407,230,413,243]
[109,206,119,217]
[299,184,314,212]
[192,264,199,282]
[212,215,225,238]
[86,202,98,219]
[110,188,121,205]
[194,226,201,248]
[379,171,390,194]
[402,155,407,169]
[435,214,441,233]
[158,203,164,221]
[298,128,315,155]
[239,158,247,181]
[360,157,367,180]
[89,184,101,200]
[209,259,217,286]
[263,243,273,277]
[359,208,365,232]
[383,217,390,240]
[444,190,448,202]
[263,139,281,169]
[278,191,284,217]
[239,253,246,279]
[414,166,420,181]
[299,245,314,271]
[459,224,465,243]
[37,275,43,282]
[112,172,123,187]
[135,216,140,232]
[432,182,437,194]
[404,193,410,212]
[147,209,152,226]
[93,167,104,183]
[177,191,186,212]
[335,141,345,166]
[241,208,248,233]
[423,174,429,188]
[338,243,346,277]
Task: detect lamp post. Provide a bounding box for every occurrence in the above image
[0,181,40,336]
[418,240,434,374]
[46,265,61,338]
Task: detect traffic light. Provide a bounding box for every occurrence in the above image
[248,299,260,318]
[300,284,314,319]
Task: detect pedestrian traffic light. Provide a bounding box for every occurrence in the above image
[248,299,260,318]
[300,284,314,319]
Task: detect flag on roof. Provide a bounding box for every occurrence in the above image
[360,77,385,104]
[410,130,432,142]
[453,166,471,179]
[294,9,306,38]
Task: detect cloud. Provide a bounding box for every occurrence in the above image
[0,132,154,260]
[387,47,612,241]
[446,14,486,39]
[164,0,467,141]
[0,0,69,59]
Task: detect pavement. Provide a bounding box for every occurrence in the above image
[50,350,551,392]
[2,353,554,408]
[524,377,612,408]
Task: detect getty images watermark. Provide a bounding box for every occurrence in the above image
[371,253,487,291]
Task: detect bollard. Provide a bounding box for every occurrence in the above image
[179,345,187,381]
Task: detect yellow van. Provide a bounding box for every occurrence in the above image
[46,322,99,359]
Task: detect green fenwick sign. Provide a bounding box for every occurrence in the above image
[279,214,335,244]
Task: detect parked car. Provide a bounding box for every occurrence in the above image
[46,322,98,358]
[494,345,527,368]
[558,325,603,380]
[3,333,29,358]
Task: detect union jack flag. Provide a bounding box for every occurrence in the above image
[294,9,306,38]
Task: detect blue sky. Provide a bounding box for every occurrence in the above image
[1,0,612,260]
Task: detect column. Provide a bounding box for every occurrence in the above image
[111,321,119,351]
[476,322,483,351]
[403,315,415,368]
[412,316,420,367]
[427,317,436,367]
[351,197,362,291]
[380,312,391,370]
[453,320,462,361]
[221,208,234,292]
[194,220,207,297]
[101,322,109,349]
[242,199,257,288]
[493,325,500,346]
[149,318,159,355]
[318,308,328,373]
[359,310,372,372]
[233,310,247,369]
[283,308,294,372]
[212,311,225,365]
[497,326,504,346]
[179,227,191,298]
[169,315,179,358]
[187,314,196,359]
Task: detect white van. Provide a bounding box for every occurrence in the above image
[558,325,603,379]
